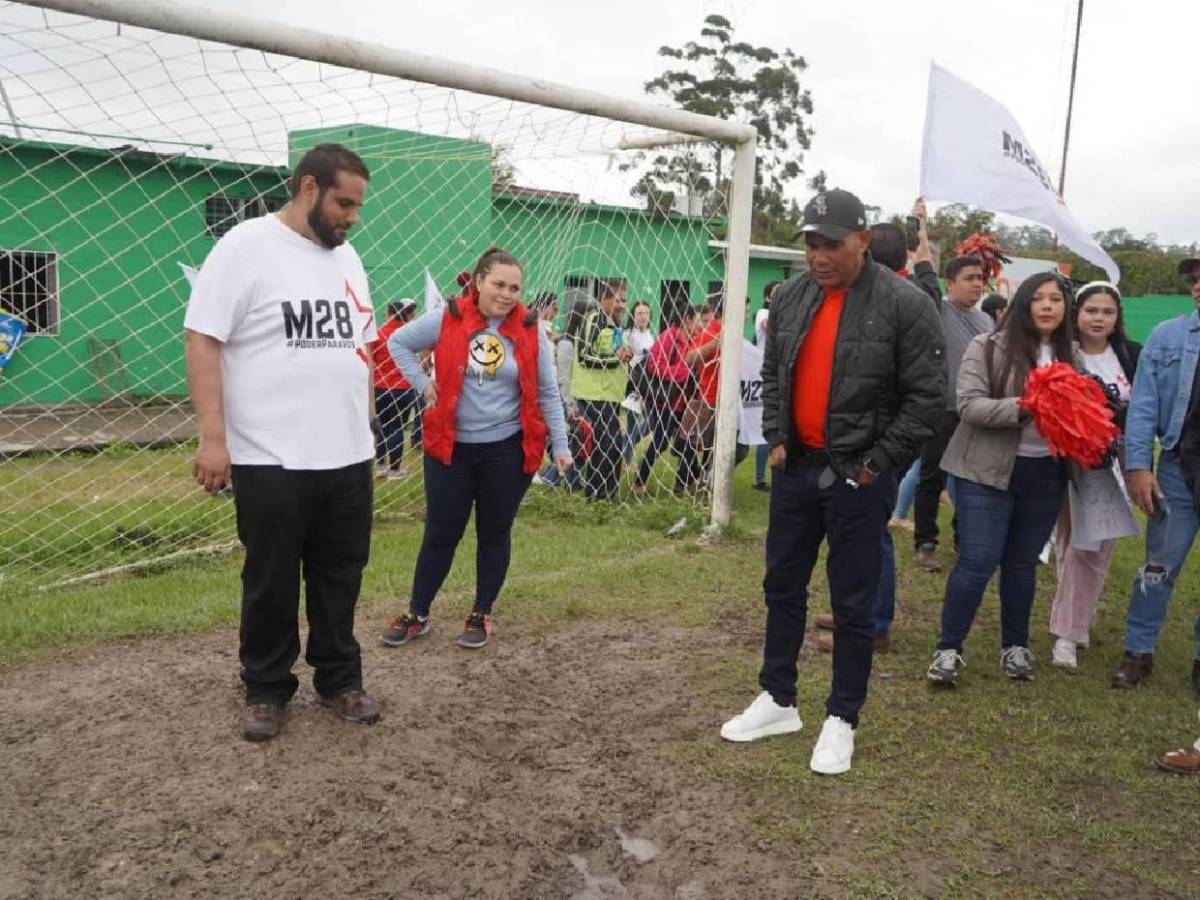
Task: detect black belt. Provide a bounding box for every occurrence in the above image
[791,445,833,468]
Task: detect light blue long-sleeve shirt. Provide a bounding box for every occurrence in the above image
[1125,309,1200,472]
[389,307,570,459]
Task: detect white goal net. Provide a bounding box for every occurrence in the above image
[0,0,757,590]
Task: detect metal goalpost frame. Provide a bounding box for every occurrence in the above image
[15,0,757,531]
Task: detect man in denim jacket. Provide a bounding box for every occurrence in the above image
[1114,255,1200,695]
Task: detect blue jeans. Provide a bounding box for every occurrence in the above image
[894,458,921,519]
[1123,452,1200,658]
[623,408,650,464]
[938,456,1066,651]
[374,387,420,468]
[410,434,531,616]
[759,460,892,726]
[635,404,699,491]
[539,459,582,491]
[754,444,769,484]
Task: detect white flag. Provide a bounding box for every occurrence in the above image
[424,269,445,314]
[920,63,1119,283]
[178,262,199,289]
[737,338,765,447]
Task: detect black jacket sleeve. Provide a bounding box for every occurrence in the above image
[865,278,947,473]
[910,260,942,311]
[760,283,785,449]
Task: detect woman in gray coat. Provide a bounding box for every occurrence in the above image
[927,272,1078,687]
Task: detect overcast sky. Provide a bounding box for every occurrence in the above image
[25,0,1199,245]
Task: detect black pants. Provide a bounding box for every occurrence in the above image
[232,460,373,706]
[635,404,699,491]
[913,409,960,549]
[579,399,624,500]
[759,459,891,727]
[375,387,421,467]
[410,433,532,617]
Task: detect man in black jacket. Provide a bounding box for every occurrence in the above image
[814,217,940,656]
[720,188,945,775]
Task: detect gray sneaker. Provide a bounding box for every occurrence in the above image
[1001,645,1035,681]
[914,544,942,572]
[380,611,430,647]
[927,648,964,687]
[457,611,493,649]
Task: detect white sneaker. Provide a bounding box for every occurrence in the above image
[1051,638,1078,670]
[719,691,802,743]
[810,715,855,775]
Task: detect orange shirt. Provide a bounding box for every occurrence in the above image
[791,289,846,449]
[693,318,722,406]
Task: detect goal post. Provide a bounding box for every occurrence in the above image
[2,0,758,588]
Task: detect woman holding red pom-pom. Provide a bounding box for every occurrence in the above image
[1047,283,1141,670]
[927,272,1081,687]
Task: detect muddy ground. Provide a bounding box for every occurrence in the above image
[0,615,1185,899]
[0,619,838,899]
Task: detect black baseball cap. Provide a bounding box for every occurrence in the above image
[1177,256,1200,276]
[798,188,869,242]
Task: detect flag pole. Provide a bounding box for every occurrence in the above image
[1050,0,1084,251]
[1057,0,1084,198]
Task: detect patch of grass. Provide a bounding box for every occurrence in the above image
[0,453,765,661]
[0,439,736,587]
[688,514,1200,898]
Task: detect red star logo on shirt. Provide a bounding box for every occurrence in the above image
[346,280,375,368]
[345,279,371,314]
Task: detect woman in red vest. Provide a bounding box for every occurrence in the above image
[380,247,572,649]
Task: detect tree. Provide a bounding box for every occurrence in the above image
[924,203,996,264]
[1091,227,1162,252]
[993,223,1054,252]
[623,15,814,243]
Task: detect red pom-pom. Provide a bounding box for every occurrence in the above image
[455,270,472,288]
[1017,362,1118,468]
[955,233,1012,282]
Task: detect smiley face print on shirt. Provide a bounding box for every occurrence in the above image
[468,332,506,384]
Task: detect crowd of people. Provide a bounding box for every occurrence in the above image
[185,144,1200,776]
[720,191,1200,776]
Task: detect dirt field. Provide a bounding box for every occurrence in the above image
[0,611,1193,899]
[0,618,843,899]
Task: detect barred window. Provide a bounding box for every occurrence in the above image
[0,250,58,335]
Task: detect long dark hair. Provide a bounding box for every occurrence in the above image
[998,271,1074,390]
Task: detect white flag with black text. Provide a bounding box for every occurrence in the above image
[920,63,1119,283]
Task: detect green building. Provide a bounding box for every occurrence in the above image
[0,126,802,408]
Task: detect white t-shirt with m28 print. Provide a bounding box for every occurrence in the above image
[184,214,377,470]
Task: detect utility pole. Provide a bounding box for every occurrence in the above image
[1058,0,1084,198]
[1051,0,1083,251]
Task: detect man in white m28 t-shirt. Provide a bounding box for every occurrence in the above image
[185,143,382,742]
